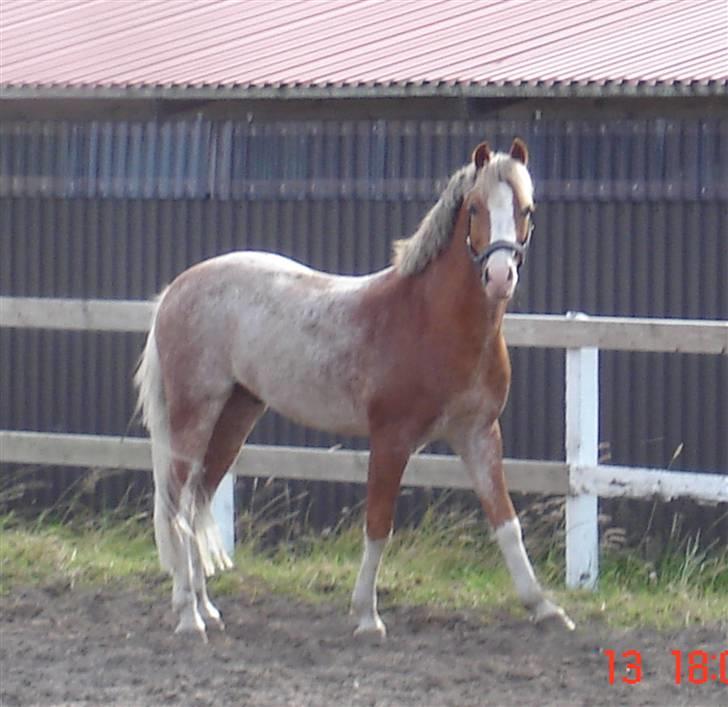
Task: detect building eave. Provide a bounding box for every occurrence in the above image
[2,80,726,102]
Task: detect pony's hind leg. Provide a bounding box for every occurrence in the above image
[164,389,235,639]
[194,385,266,629]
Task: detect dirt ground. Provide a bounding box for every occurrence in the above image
[1,581,726,707]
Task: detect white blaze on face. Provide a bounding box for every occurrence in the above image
[485,181,519,300]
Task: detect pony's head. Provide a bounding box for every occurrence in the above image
[463,138,535,301]
[392,138,535,302]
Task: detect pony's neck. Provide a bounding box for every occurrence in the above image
[418,205,509,340]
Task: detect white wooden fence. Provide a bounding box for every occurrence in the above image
[1,296,726,589]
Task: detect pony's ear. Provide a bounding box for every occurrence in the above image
[472,142,491,170]
[510,137,528,165]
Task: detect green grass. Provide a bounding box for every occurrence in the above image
[1,506,726,631]
[227,506,517,614]
[0,512,160,593]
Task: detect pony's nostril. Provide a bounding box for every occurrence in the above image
[484,267,491,283]
[507,268,513,282]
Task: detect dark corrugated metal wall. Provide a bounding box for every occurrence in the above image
[1,117,726,538]
[4,118,725,202]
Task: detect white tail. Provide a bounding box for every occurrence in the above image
[134,295,233,579]
[134,301,178,574]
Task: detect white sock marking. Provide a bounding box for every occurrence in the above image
[351,533,387,636]
[495,517,543,607]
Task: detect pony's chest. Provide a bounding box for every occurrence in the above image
[419,373,507,447]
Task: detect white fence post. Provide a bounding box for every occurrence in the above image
[565,313,599,589]
[211,473,235,558]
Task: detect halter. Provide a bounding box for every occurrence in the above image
[465,207,534,274]
[466,236,529,271]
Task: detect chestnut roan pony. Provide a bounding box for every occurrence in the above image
[135,138,574,640]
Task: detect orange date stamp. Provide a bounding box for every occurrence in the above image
[604,649,728,685]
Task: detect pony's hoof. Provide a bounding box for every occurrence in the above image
[174,624,209,643]
[353,615,387,640]
[532,599,575,631]
[200,602,225,631]
[207,615,226,632]
[174,612,208,642]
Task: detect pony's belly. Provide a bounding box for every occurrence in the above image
[260,382,369,437]
[231,331,370,436]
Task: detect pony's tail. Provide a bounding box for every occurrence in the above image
[134,293,233,578]
[134,293,177,574]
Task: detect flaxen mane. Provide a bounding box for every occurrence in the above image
[392,153,528,276]
[392,162,476,276]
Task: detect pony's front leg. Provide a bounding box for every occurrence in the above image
[457,421,575,630]
[351,439,410,638]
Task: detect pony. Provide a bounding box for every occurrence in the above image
[135,138,574,640]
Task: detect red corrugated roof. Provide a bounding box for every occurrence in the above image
[1,0,726,96]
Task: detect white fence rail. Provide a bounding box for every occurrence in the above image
[1,296,726,589]
[2,296,726,353]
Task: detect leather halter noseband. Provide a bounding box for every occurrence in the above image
[465,208,534,273]
[466,236,529,271]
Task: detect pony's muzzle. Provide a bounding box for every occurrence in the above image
[484,266,514,283]
[483,256,517,300]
